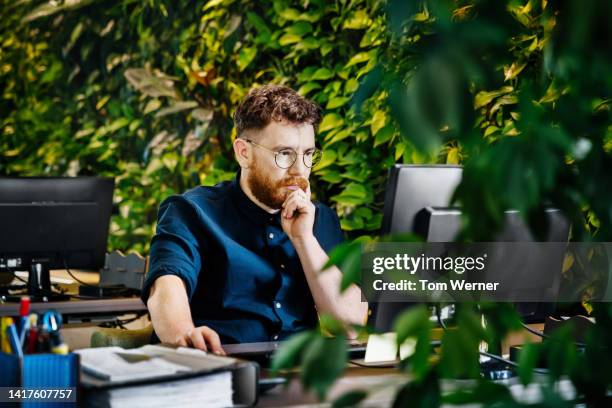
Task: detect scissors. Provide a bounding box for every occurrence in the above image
[41,310,68,354]
[41,310,62,334]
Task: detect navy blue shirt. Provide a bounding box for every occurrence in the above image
[142,172,345,344]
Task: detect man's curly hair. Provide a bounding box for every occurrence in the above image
[233,84,322,137]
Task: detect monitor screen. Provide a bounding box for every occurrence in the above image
[0,177,114,272]
[372,165,570,331]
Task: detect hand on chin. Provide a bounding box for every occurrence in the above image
[280,187,315,243]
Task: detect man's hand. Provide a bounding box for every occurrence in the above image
[281,186,315,242]
[173,325,226,355]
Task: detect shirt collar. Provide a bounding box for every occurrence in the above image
[230,170,281,226]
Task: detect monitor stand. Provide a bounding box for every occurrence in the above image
[26,259,69,302]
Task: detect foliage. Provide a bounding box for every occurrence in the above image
[1,0,424,253]
[2,0,611,406]
[272,0,612,406]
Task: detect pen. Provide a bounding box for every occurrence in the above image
[19,296,31,346]
[27,314,38,354]
[7,320,23,358]
[1,317,12,354]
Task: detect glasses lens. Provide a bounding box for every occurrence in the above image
[275,150,297,169]
[305,149,322,168]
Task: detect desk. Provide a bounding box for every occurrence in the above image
[247,325,556,407]
[257,365,577,407]
[0,269,146,322]
[258,365,404,407]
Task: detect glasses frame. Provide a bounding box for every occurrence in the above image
[245,139,322,169]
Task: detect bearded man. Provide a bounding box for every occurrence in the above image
[142,85,367,354]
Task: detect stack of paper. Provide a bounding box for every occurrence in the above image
[77,345,236,408]
[86,372,233,408]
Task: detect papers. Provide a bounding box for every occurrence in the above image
[78,345,239,408]
[76,344,236,383]
[76,347,191,382]
[101,372,233,408]
[364,332,418,364]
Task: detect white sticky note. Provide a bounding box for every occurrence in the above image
[364,332,398,363]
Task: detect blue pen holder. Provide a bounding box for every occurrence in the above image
[0,351,79,407]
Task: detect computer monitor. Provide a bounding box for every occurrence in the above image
[371,165,570,331]
[0,177,114,299]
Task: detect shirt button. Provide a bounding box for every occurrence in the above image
[275,302,282,309]
[268,233,274,239]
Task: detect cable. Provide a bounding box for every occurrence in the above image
[520,321,587,348]
[62,257,100,288]
[13,273,28,284]
[479,351,549,375]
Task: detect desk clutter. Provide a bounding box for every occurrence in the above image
[0,296,79,406]
[1,297,68,357]
[1,298,259,407]
[78,345,259,408]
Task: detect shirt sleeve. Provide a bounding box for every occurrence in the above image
[316,203,346,254]
[141,195,203,305]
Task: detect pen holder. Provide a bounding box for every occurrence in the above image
[0,351,79,407]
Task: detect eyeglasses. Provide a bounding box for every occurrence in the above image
[245,139,323,169]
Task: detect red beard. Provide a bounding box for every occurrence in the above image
[247,161,309,209]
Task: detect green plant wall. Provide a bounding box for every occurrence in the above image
[1,0,429,254]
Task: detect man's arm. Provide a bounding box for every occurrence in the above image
[147,275,225,355]
[281,188,368,326]
[292,236,368,325]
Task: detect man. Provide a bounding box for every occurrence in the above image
[142,85,367,354]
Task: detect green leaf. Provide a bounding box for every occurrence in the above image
[332,390,368,408]
[340,182,368,199]
[474,86,514,109]
[374,124,395,147]
[316,150,337,170]
[324,241,362,291]
[277,7,300,21]
[310,68,335,81]
[342,9,371,30]
[270,331,315,372]
[301,335,347,399]
[319,113,344,132]
[393,305,429,345]
[237,47,257,71]
[326,96,350,109]
[144,99,162,114]
[319,170,342,184]
[370,110,388,136]
[108,118,130,132]
[286,21,312,36]
[326,128,352,144]
[298,82,322,95]
[246,11,271,34]
[517,342,540,386]
[345,51,373,68]
[393,370,440,408]
[319,314,345,336]
[279,33,302,46]
[504,61,527,81]
[203,0,224,11]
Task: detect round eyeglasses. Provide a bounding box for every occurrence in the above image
[245,139,323,169]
